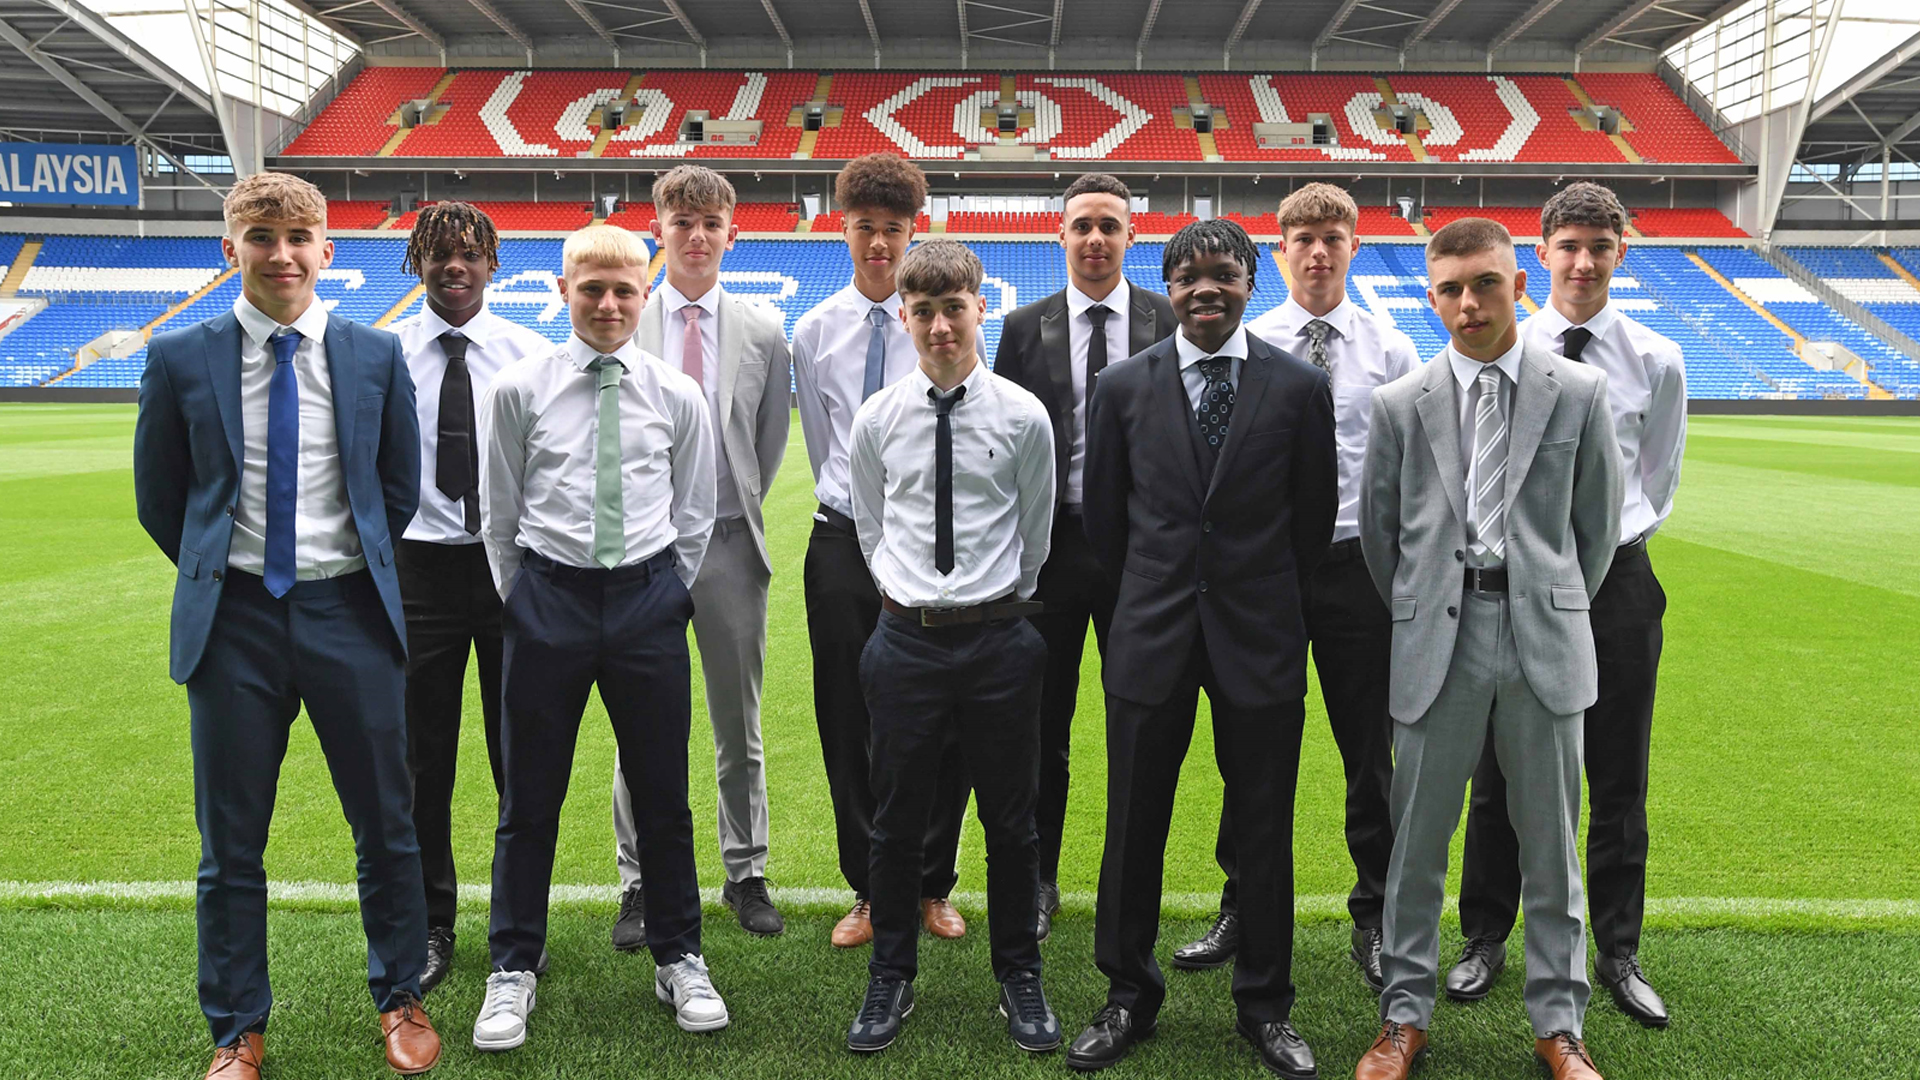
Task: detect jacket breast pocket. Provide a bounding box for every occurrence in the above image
[1537,437,1577,454]
[1390,596,1417,621]
[1241,427,1292,451]
[1550,585,1590,610]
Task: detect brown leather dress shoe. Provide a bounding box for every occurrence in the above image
[206,1033,264,1080]
[832,898,874,948]
[921,897,966,939]
[1354,1020,1427,1080]
[1534,1032,1603,1080]
[381,993,442,1074]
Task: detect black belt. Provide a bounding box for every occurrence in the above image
[1617,536,1648,559]
[817,504,856,533]
[1323,537,1365,565]
[523,547,675,583]
[1463,566,1508,593]
[882,593,1043,628]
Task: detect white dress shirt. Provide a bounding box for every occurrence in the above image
[478,332,716,599]
[1249,296,1419,542]
[794,281,987,520]
[1174,324,1250,413]
[228,293,364,580]
[1447,339,1525,568]
[1523,300,1686,545]
[849,361,1056,608]
[392,303,552,545]
[1063,280,1133,505]
[657,281,743,522]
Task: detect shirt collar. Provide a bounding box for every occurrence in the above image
[1278,294,1357,339]
[418,302,495,348]
[908,359,988,403]
[1531,298,1619,345]
[1447,335,1525,392]
[660,280,721,319]
[565,332,645,373]
[1174,324,1250,372]
[844,280,902,318]
[233,292,330,347]
[1066,280,1129,319]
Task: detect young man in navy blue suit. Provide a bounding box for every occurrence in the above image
[134,173,441,1079]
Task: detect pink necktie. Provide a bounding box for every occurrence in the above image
[681,305,704,388]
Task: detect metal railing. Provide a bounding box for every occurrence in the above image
[1656,57,1755,166]
[1760,245,1920,363]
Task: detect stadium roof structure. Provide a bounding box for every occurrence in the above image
[1800,27,1920,174]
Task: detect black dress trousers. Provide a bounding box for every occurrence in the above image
[1458,540,1666,957]
[488,549,701,971]
[395,538,504,930]
[802,507,970,899]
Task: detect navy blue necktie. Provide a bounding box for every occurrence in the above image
[263,329,302,597]
[1196,356,1236,456]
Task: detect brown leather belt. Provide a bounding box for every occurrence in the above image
[881,594,1044,628]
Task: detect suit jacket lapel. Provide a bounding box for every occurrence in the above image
[1150,340,1206,505]
[1128,284,1160,356]
[1038,290,1071,414]
[1503,346,1562,505]
[716,289,740,434]
[326,313,358,464]
[1413,357,1468,528]
[204,313,245,477]
[1205,336,1271,503]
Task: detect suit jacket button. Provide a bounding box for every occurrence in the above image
[1198,580,1209,593]
[225,505,234,516]
[1454,549,1464,561]
[1446,605,1458,618]
[212,570,223,582]
[1203,521,1212,533]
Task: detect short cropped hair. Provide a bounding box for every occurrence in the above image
[835,153,927,219]
[652,165,737,217]
[1425,217,1514,264]
[896,239,983,298]
[223,172,326,232]
[1162,218,1259,286]
[1540,181,1628,240]
[1063,172,1131,206]
[404,201,500,276]
[563,224,651,275]
[1277,182,1359,234]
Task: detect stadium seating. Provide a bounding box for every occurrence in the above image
[1422,206,1544,236]
[1631,208,1746,238]
[282,69,1745,166]
[390,201,592,232]
[1696,246,1913,397]
[1778,247,1920,396]
[809,211,932,234]
[327,200,392,230]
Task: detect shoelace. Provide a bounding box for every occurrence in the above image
[1549,1031,1594,1067]
[619,889,645,919]
[737,877,773,904]
[1090,1002,1127,1028]
[479,973,533,1022]
[427,927,455,949]
[858,978,903,1024]
[668,955,720,1001]
[846,898,871,919]
[1207,911,1235,938]
[1004,973,1048,1023]
[387,992,426,1030]
[1462,936,1501,963]
[1374,1021,1412,1053]
[211,1040,259,1070]
[1612,953,1645,981]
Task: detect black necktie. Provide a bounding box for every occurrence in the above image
[1196,356,1236,456]
[436,331,481,534]
[1085,304,1112,415]
[1562,325,1594,363]
[932,384,966,575]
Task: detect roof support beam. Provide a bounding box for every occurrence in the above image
[957,0,968,65]
[1049,0,1062,66]
[278,0,366,46]
[659,0,706,56]
[1856,105,1920,165]
[1761,0,1847,239]
[1226,0,1266,67]
[559,0,623,60]
[1135,0,1162,68]
[1658,0,1748,51]
[33,0,215,115]
[0,13,227,192]
[1404,0,1466,49]
[857,0,881,67]
[1489,0,1569,52]
[757,0,793,65]
[459,0,535,59]
[366,0,443,51]
[1809,28,1920,124]
[1314,0,1363,49]
[1576,0,1662,55]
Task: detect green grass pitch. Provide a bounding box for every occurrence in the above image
[0,405,1915,1078]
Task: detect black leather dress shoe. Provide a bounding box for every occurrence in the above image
[1236,1018,1318,1080]
[1597,952,1669,1028]
[611,885,646,952]
[1443,936,1506,1002]
[723,876,786,936]
[420,926,455,995]
[1170,910,1238,970]
[1066,1003,1155,1072]
[1037,882,1061,943]
[1351,925,1384,994]
[535,948,550,977]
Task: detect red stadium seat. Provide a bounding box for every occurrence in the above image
[1572,74,1742,165]
[284,68,445,157]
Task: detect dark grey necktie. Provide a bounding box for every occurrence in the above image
[1562,325,1593,363]
[435,331,480,534]
[933,385,967,574]
[1085,304,1112,415]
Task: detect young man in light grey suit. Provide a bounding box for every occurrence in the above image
[610,166,793,938]
[1352,218,1622,1080]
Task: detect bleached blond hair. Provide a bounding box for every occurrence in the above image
[563,224,651,275]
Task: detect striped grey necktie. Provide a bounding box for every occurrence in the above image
[1470,365,1509,561]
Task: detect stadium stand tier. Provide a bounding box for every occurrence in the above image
[277,69,1744,166]
[5,231,1909,400]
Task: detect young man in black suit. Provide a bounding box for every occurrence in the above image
[992,172,1175,940]
[1067,220,1338,1079]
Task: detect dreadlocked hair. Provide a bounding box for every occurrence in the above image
[403,201,501,277]
[1161,218,1259,286]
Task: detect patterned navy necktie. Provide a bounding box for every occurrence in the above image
[1195,356,1235,455]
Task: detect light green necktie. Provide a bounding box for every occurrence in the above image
[589,355,625,568]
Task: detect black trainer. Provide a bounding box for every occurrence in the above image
[420,926,455,995]
[998,970,1061,1052]
[847,976,913,1052]
[611,885,646,952]
[723,876,786,937]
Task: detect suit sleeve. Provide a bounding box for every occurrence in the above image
[1358,392,1403,604]
[754,316,792,503]
[1289,371,1339,577]
[133,339,188,564]
[1081,368,1128,578]
[378,332,422,544]
[1573,375,1625,599]
[993,308,1029,385]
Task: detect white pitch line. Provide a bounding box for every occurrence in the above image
[2,881,1918,925]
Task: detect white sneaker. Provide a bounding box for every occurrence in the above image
[472,970,537,1051]
[655,953,730,1032]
